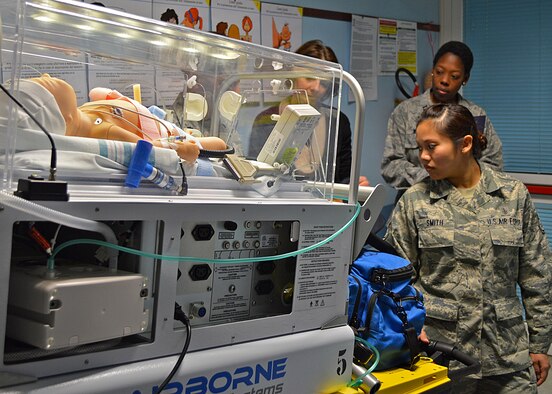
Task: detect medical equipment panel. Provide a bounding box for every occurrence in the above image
[0,197,362,380]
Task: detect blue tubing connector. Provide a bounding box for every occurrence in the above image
[125,140,154,188]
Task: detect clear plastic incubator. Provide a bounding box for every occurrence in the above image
[0,1,386,392]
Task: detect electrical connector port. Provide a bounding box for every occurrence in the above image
[49,299,62,310]
[190,302,207,318]
[189,264,212,281]
[255,279,274,295]
[256,261,276,275]
[191,224,215,241]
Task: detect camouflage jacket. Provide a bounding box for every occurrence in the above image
[384,164,552,376]
[381,90,504,190]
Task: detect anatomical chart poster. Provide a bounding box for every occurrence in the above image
[210,0,261,44]
[260,3,302,53]
[152,0,211,31]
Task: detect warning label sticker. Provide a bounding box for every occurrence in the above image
[295,225,341,310]
[210,264,252,321]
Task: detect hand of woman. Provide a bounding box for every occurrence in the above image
[358,176,370,187]
[418,328,430,344]
[530,352,551,386]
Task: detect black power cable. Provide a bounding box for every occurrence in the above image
[154,303,192,394]
[394,67,419,100]
[178,161,188,196]
[0,83,58,181]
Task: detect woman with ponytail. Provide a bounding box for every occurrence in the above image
[385,103,551,393]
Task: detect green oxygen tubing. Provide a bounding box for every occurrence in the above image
[46,202,361,270]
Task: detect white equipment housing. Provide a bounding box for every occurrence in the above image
[257,104,321,167]
[7,264,149,350]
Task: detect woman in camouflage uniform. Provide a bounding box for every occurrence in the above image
[385,103,551,393]
[381,41,503,200]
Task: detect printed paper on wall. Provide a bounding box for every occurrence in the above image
[260,3,302,53]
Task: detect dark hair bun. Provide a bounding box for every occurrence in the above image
[477,132,488,152]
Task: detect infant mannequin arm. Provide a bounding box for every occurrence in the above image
[165,136,227,162]
[166,139,200,162]
[72,120,206,163]
[79,120,226,163]
[89,87,124,101]
[197,136,229,151]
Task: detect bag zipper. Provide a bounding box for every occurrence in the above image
[371,264,414,284]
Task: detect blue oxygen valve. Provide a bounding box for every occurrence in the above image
[125,140,186,194]
[125,140,154,188]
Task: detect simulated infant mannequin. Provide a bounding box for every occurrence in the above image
[29,74,227,163]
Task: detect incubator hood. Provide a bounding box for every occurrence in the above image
[0,0,354,201]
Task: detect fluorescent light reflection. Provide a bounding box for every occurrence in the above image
[115,32,131,39]
[33,15,54,22]
[211,52,240,60]
[76,24,95,31]
[150,40,168,46]
[1,49,95,65]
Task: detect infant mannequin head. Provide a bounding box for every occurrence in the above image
[29,73,89,135]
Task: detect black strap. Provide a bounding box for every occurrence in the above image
[359,290,382,336]
[349,275,363,330]
[365,232,400,256]
[198,145,235,158]
[404,326,422,368]
[354,283,424,370]
[390,292,422,369]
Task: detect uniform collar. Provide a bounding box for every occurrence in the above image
[428,163,505,201]
[421,89,468,106]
